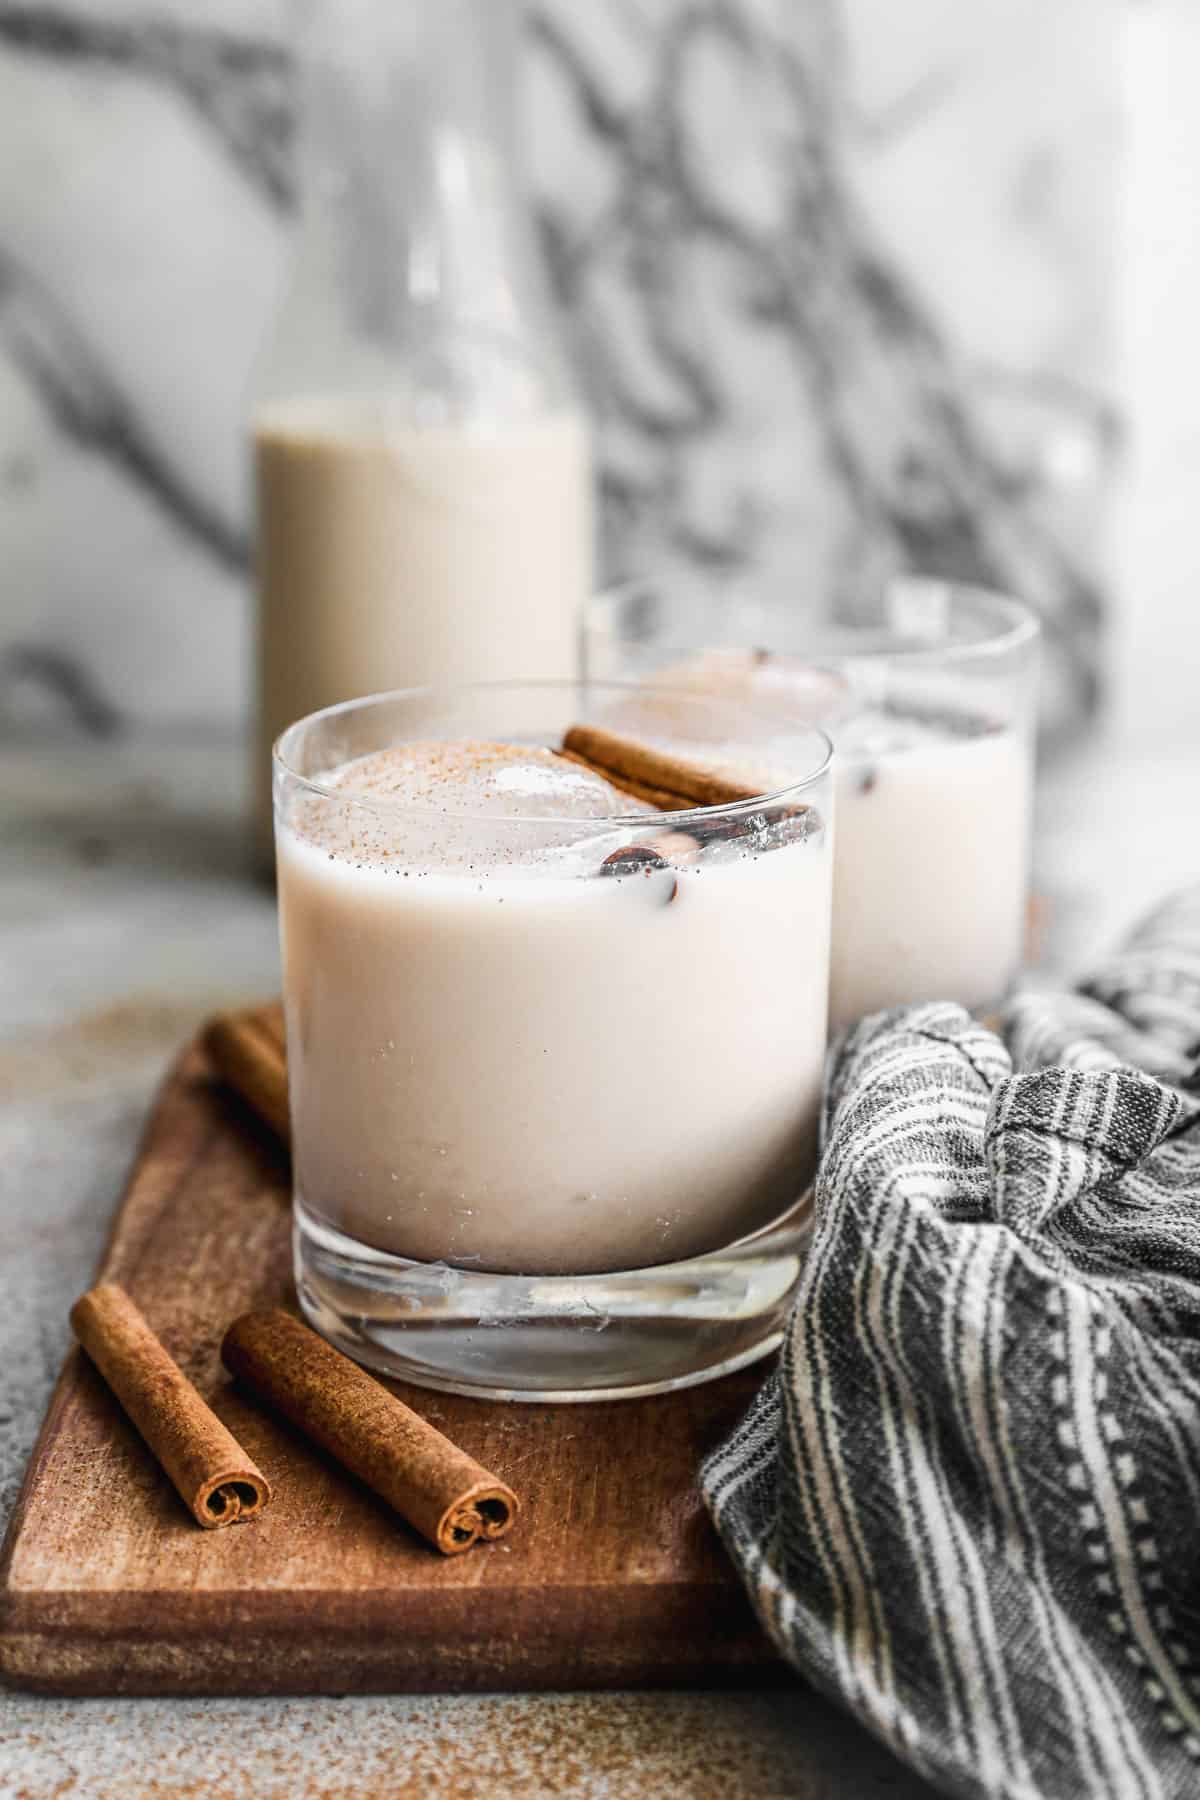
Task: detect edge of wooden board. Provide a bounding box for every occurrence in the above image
[0,1037,778,1697]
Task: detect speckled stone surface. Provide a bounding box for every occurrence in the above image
[2,729,1196,1796]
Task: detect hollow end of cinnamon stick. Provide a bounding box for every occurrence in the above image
[440,1482,517,1554]
[221,1308,518,1555]
[203,1006,291,1144]
[195,1472,272,1525]
[70,1283,273,1531]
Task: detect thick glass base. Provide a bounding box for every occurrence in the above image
[293,1198,811,1401]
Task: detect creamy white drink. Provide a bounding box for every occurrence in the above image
[642,649,1033,1033]
[829,708,1031,1032]
[277,739,832,1277]
[254,402,591,853]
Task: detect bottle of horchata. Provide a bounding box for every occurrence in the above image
[249,0,592,864]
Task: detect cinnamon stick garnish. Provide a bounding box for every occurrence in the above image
[557,747,696,813]
[560,724,763,812]
[70,1284,271,1529]
[222,1309,518,1556]
[203,1005,290,1143]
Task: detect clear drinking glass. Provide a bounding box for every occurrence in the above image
[587,575,1040,1034]
[275,680,833,1400]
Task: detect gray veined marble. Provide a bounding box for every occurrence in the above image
[0,0,1120,740]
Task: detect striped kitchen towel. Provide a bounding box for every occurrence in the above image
[702,890,1200,1800]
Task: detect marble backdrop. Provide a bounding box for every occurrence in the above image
[0,0,1120,739]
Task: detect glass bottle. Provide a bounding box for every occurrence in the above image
[251,0,592,857]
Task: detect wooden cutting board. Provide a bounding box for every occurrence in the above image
[0,1033,777,1697]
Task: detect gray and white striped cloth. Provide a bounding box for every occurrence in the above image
[703,890,1200,1800]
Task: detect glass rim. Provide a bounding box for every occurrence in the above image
[272,678,834,829]
[590,574,1041,667]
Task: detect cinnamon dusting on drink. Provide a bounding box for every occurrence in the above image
[282,740,656,875]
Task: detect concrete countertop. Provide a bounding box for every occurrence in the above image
[2,728,1197,1798]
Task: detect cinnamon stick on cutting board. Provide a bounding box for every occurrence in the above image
[204,1006,290,1143]
[70,1284,271,1529]
[222,1308,517,1555]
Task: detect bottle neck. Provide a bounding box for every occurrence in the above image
[294,0,549,368]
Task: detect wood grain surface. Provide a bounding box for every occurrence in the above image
[0,1035,777,1698]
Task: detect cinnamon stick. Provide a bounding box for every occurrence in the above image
[222,1308,517,1555]
[203,1005,290,1143]
[561,723,763,812]
[70,1284,271,1529]
[557,747,697,813]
